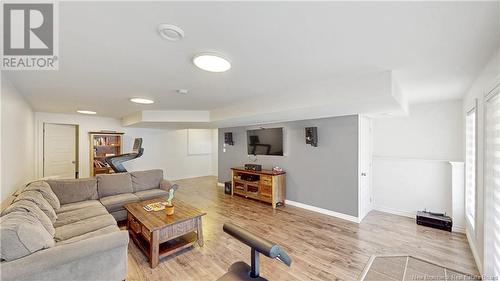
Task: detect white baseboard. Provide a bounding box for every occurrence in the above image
[466,229,483,274]
[373,205,415,218]
[452,225,466,234]
[285,199,360,223]
[171,174,216,181]
[217,182,224,187]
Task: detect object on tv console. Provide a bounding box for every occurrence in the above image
[416,210,452,232]
[244,164,262,171]
[273,166,283,172]
[241,174,259,182]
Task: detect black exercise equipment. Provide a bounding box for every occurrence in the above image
[217,223,292,281]
[105,138,144,173]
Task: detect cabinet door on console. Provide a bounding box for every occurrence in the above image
[247,183,260,199]
[260,185,272,197]
[234,181,246,195]
[261,176,272,186]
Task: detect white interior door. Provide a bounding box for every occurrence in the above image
[359,116,373,220]
[44,123,77,179]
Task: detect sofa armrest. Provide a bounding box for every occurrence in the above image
[160,179,178,191]
[0,230,129,281]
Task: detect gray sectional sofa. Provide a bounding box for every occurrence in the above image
[0,169,176,281]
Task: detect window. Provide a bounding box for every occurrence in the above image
[465,107,476,227]
[485,89,500,276]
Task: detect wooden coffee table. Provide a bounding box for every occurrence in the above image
[124,197,206,268]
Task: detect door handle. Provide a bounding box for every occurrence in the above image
[71,161,76,164]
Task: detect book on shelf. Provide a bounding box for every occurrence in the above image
[93,159,110,168]
[93,137,120,146]
[94,137,109,146]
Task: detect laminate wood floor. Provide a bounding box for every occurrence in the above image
[126,176,478,281]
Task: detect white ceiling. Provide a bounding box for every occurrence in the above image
[4,1,499,125]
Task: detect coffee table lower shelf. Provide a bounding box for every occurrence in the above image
[124,198,206,268]
[131,231,198,264]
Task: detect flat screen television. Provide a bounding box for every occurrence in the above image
[247,128,283,156]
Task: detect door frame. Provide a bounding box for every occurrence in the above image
[358,115,374,222]
[40,122,79,179]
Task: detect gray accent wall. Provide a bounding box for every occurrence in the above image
[218,115,359,217]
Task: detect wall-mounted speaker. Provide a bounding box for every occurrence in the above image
[305,127,318,147]
[224,132,234,145]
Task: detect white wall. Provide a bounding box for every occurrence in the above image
[211,129,218,177]
[1,77,35,202]
[372,101,463,220]
[160,129,214,180]
[34,112,214,180]
[1,76,2,202]
[374,101,463,160]
[462,48,500,274]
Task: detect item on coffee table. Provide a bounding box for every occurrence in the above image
[165,203,174,215]
[143,202,167,212]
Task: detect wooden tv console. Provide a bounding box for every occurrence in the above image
[231,167,286,208]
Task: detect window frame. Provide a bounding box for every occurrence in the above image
[484,83,500,276]
[465,102,478,229]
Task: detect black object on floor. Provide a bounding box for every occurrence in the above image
[224,181,232,195]
[217,223,292,281]
[416,210,452,232]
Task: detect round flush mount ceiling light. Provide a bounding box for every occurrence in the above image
[193,53,231,72]
[130,98,155,104]
[77,110,97,115]
[158,24,184,41]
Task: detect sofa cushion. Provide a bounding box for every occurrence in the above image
[0,211,55,261]
[131,169,163,192]
[100,193,139,212]
[134,188,169,200]
[56,200,103,214]
[46,178,98,205]
[54,204,109,228]
[1,200,55,236]
[54,214,116,242]
[13,191,57,223]
[97,173,133,198]
[24,181,60,210]
[109,210,128,222]
[55,225,120,246]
